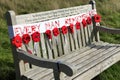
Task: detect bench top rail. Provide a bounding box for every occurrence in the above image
[16,4,93,24]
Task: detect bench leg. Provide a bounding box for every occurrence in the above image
[53,68,60,80]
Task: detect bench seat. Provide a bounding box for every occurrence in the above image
[22,42,120,80]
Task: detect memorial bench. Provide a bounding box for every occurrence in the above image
[6,0,120,80]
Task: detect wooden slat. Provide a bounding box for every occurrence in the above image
[88,23,95,42]
[68,30,75,51]
[66,43,110,63]
[76,30,82,48]
[52,34,59,58]
[19,60,26,75]
[23,68,46,79]
[80,23,86,46]
[57,30,63,56]
[73,25,79,49]
[34,43,41,57]
[57,42,107,61]
[61,32,70,55]
[84,27,89,45]
[40,34,48,59]
[72,44,110,65]
[40,72,54,80]
[66,43,107,63]
[86,25,92,44]
[76,44,118,69]
[20,44,30,72]
[57,43,96,61]
[45,38,54,59]
[75,44,114,66]
[29,69,53,80]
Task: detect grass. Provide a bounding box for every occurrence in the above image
[0,0,120,80]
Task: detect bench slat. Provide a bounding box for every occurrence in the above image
[65,42,109,63]
[73,25,79,49]
[30,69,53,80]
[80,23,86,46]
[57,43,97,61]
[61,32,70,55]
[73,44,111,65]
[76,30,82,48]
[57,32,64,56]
[52,34,59,58]
[87,25,92,44]
[45,37,53,59]
[40,34,48,59]
[76,45,117,69]
[23,68,46,79]
[67,43,110,64]
[68,30,75,51]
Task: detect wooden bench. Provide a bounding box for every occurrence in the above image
[6,0,120,80]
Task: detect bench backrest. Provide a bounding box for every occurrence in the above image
[6,0,100,76]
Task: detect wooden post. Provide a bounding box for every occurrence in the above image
[6,11,24,80]
[89,0,100,42]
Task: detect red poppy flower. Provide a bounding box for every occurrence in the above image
[45,30,52,39]
[31,32,40,42]
[82,19,87,27]
[12,35,22,48]
[22,34,30,44]
[76,22,81,30]
[94,14,101,22]
[61,26,68,35]
[53,27,60,36]
[69,24,74,34]
[86,17,92,25]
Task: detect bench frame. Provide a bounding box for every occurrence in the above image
[6,0,120,80]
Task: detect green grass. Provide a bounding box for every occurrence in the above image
[0,0,120,80]
[0,18,15,80]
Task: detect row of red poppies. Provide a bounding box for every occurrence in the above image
[12,14,101,48]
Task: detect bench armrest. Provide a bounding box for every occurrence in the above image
[17,49,76,76]
[17,49,57,69]
[57,61,77,76]
[96,26,120,34]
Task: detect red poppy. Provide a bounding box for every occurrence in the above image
[12,35,22,48]
[82,19,87,27]
[53,27,60,36]
[94,14,101,22]
[61,26,68,35]
[86,17,92,25]
[22,34,30,44]
[45,30,52,39]
[76,22,81,30]
[31,32,40,42]
[69,24,74,34]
